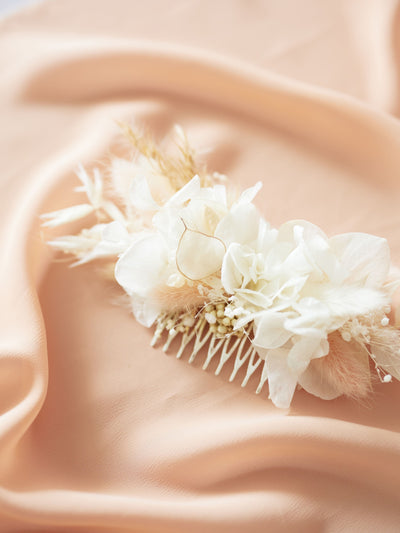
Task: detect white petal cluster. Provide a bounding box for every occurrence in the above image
[115,175,262,326]
[221,220,394,407]
[112,170,398,408]
[43,127,400,409]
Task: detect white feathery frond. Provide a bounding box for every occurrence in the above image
[40,204,94,227]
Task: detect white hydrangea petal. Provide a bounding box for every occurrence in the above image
[236,181,262,204]
[278,220,340,281]
[284,298,331,337]
[271,275,308,305]
[329,232,390,288]
[383,265,400,296]
[182,199,226,234]
[152,208,185,250]
[215,203,261,246]
[115,234,168,298]
[257,219,277,252]
[234,312,263,330]
[278,219,328,246]
[176,228,225,280]
[214,184,228,206]
[264,347,298,409]
[221,243,251,293]
[281,241,314,278]
[131,296,161,327]
[297,363,342,400]
[166,175,201,207]
[102,221,130,244]
[253,311,292,349]
[287,336,329,374]
[233,288,272,308]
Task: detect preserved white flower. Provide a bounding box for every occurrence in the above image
[42,125,400,408]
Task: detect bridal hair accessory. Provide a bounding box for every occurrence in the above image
[42,124,400,408]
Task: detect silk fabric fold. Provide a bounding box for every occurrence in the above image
[1,1,400,531]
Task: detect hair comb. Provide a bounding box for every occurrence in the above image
[41,124,400,408]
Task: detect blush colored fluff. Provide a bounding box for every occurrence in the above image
[307,332,373,400]
[152,284,208,313]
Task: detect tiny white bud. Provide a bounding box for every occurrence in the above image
[217,325,227,335]
[222,317,231,327]
[216,310,224,318]
[224,306,235,318]
[182,316,195,327]
[381,317,389,326]
[205,312,217,325]
[383,374,392,383]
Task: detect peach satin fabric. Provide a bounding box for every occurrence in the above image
[1,1,400,531]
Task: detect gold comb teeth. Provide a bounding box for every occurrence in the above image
[42,124,400,409]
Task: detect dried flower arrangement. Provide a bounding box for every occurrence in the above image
[41,124,400,408]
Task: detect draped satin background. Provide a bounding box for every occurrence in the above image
[2,1,400,531]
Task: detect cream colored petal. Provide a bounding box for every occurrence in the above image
[115,234,168,297]
[102,221,130,244]
[253,311,292,349]
[131,296,162,327]
[278,219,328,246]
[287,336,329,374]
[237,181,262,204]
[221,243,250,293]
[166,175,201,207]
[264,347,298,409]
[284,298,331,337]
[152,208,185,250]
[176,227,225,280]
[279,220,339,282]
[297,363,342,400]
[215,203,261,246]
[329,232,390,288]
[298,335,371,400]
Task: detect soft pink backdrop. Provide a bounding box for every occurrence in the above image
[1,1,400,531]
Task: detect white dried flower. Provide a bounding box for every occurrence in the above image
[42,125,400,409]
